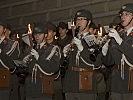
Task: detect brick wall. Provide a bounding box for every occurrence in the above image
[0,0,132,31]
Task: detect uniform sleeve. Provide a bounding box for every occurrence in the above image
[0,52,16,71]
[119,38,133,62]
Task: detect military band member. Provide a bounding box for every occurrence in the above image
[63,9,105,100]
[57,22,72,50]
[102,3,133,100]
[57,22,73,100]
[24,22,61,100]
[45,22,63,100]
[0,19,20,100]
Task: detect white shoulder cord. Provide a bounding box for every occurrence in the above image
[76,51,80,66]
[46,45,61,60]
[17,42,21,57]
[32,64,54,83]
[0,59,16,73]
[0,59,9,70]
[6,41,18,56]
[46,45,61,79]
[77,51,95,69]
[54,70,61,80]
[120,54,133,80]
[0,41,18,72]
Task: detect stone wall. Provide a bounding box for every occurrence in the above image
[0,0,132,31]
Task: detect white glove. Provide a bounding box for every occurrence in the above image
[73,37,83,52]
[63,44,71,57]
[30,49,39,60]
[102,39,110,56]
[109,28,123,45]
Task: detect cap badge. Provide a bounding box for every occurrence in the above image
[122,6,126,10]
[77,12,81,16]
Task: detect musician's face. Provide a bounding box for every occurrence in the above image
[5,29,11,39]
[0,25,5,37]
[121,11,133,28]
[34,33,45,44]
[76,17,89,32]
[58,27,67,38]
[46,30,55,41]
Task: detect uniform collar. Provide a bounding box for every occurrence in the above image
[37,41,46,49]
[0,36,5,44]
[77,32,89,39]
[126,27,133,36]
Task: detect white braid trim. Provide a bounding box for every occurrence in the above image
[54,70,61,80]
[122,54,133,67]
[0,59,16,73]
[120,54,133,80]
[35,64,54,75]
[10,67,16,74]
[0,59,9,70]
[46,45,61,60]
[6,41,18,56]
[76,51,80,66]
[80,56,95,70]
[17,42,21,57]
[31,64,54,83]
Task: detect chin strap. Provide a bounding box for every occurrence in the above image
[123,17,133,28]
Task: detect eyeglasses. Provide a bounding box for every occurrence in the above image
[76,18,88,21]
[120,12,133,17]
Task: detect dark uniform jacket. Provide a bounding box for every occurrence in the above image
[63,32,104,93]
[0,37,20,100]
[25,42,61,98]
[57,35,72,50]
[0,38,20,67]
[103,28,133,93]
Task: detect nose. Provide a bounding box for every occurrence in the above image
[76,21,81,27]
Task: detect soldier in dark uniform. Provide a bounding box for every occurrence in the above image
[0,19,21,100]
[24,22,61,100]
[88,22,98,35]
[102,3,133,100]
[63,9,105,100]
[45,22,63,100]
[57,22,73,100]
[57,22,72,50]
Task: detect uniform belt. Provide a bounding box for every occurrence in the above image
[68,66,93,72]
